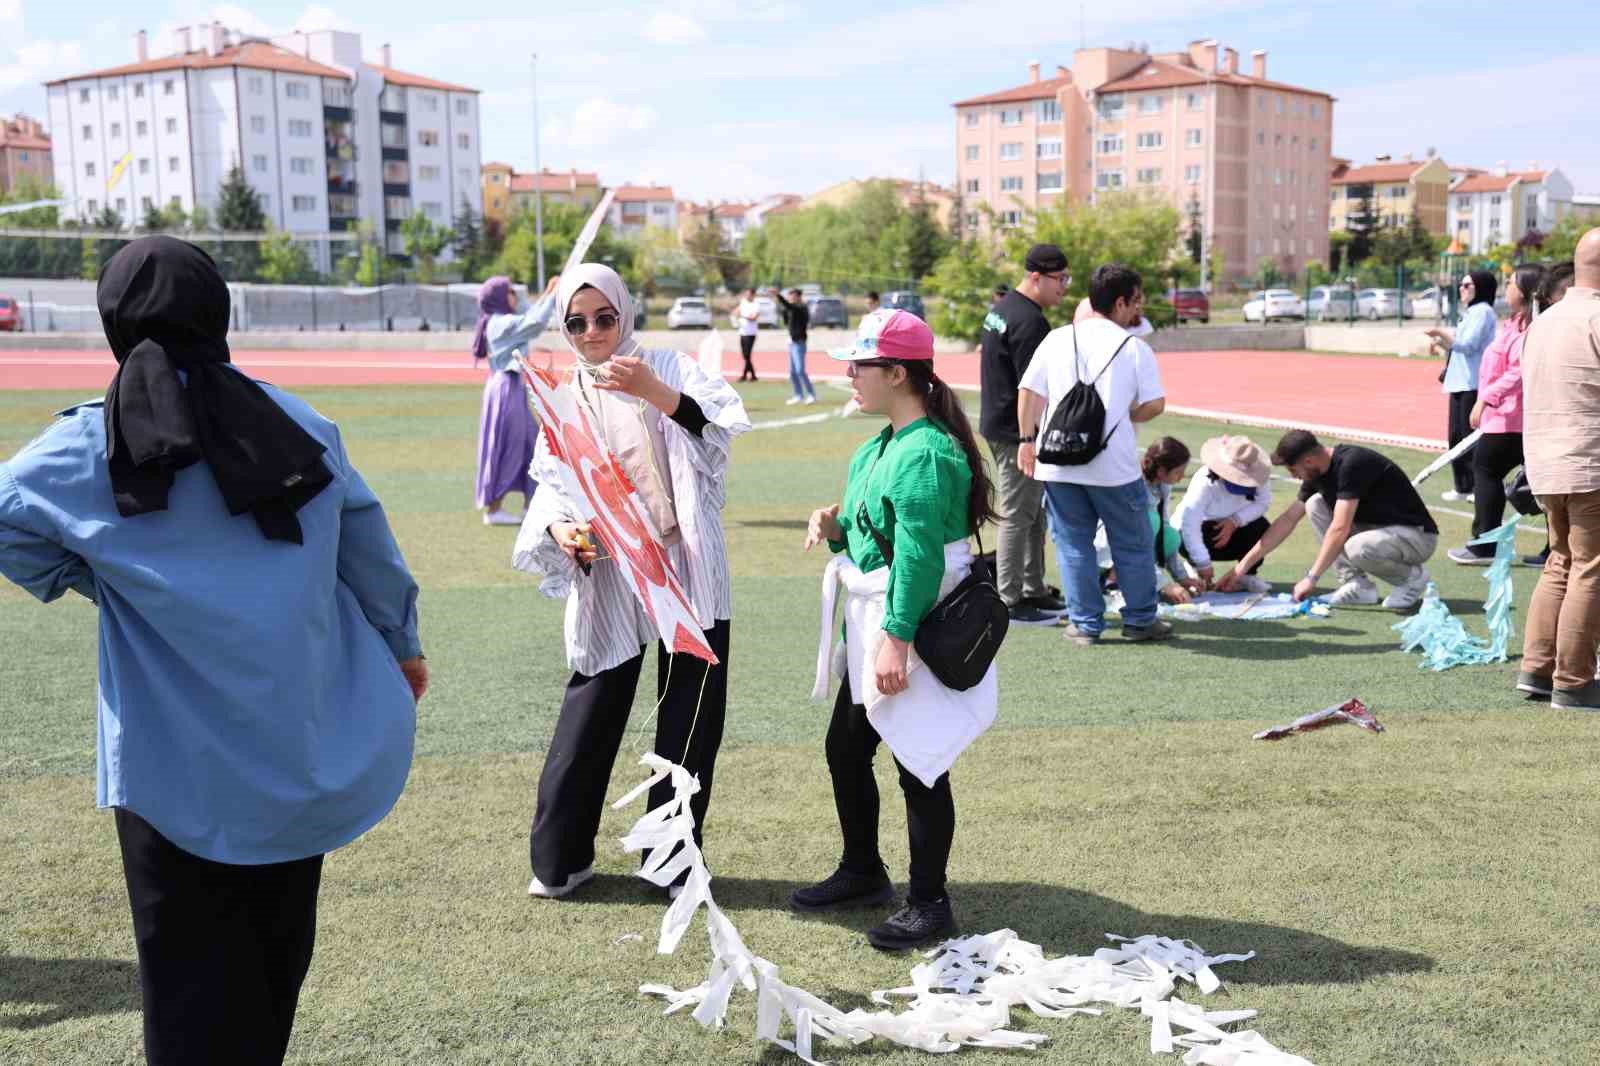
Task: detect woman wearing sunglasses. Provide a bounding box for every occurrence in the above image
[513,263,750,900]
[796,309,998,950]
[1425,270,1499,502]
[472,273,561,525]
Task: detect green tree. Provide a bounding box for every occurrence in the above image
[902,186,950,282]
[922,240,1006,342]
[259,228,316,284]
[1346,191,1378,264]
[683,211,738,291]
[629,224,700,296]
[1540,214,1589,262]
[450,196,485,280]
[215,164,266,280]
[490,201,633,288]
[0,176,80,277]
[1328,229,1353,273]
[401,211,449,283]
[1256,256,1281,289]
[86,207,128,279]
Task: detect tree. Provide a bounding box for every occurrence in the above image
[1328,229,1352,274]
[1185,194,1203,264]
[902,185,950,283]
[1346,191,1378,264]
[629,224,700,296]
[401,211,449,282]
[259,228,316,284]
[450,195,486,280]
[0,176,81,277]
[922,240,1007,342]
[1541,214,1589,262]
[490,200,634,288]
[215,164,266,279]
[85,207,128,279]
[684,210,738,291]
[1256,256,1281,289]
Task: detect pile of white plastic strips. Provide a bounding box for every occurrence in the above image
[614,754,1315,1065]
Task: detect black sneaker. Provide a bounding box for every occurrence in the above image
[1008,603,1060,626]
[1516,671,1553,700]
[1022,592,1067,613]
[1551,681,1600,712]
[867,896,956,951]
[790,863,895,912]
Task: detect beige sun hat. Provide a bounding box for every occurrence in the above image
[1200,435,1271,488]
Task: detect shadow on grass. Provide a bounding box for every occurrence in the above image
[0,956,139,1030]
[564,876,1433,989]
[733,519,810,531]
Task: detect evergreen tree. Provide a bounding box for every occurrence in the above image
[903,185,949,282]
[215,164,267,280]
[1347,190,1378,264]
[1185,194,1203,264]
[451,195,484,279]
[401,212,450,283]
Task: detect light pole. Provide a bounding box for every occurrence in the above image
[532,53,546,292]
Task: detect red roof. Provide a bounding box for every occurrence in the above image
[1454,171,1546,194]
[954,74,1072,107]
[611,185,674,202]
[371,65,477,95]
[510,170,599,193]
[47,40,348,85]
[1331,161,1430,185]
[1096,58,1331,100]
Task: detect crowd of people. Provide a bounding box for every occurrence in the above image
[0,222,1595,1063]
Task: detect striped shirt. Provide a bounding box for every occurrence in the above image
[513,348,751,675]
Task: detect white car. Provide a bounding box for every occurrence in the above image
[1307,285,1355,320]
[666,297,712,330]
[1410,288,1442,318]
[1242,289,1305,322]
[1357,288,1412,320]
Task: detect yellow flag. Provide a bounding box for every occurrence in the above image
[106,150,133,193]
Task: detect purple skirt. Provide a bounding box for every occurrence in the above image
[476,370,539,508]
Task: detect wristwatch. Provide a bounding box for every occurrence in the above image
[1303,570,1319,583]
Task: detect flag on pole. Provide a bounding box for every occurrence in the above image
[106,151,134,193]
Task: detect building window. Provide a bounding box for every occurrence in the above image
[999,108,1022,126]
[999,210,1022,227]
[1037,172,1063,191]
[1096,134,1122,154]
[964,145,979,162]
[116,197,126,213]
[1273,168,1282,185]
[1275,133,1283,146]
[1136,167,1162,184]
[964,211,979,228]
[1037,99,1060,123]
[1137,94,1162,114]
[1000,175,1024,192]
[168,156,180,172]
[457,132,470,149]
[1185,164,1202,184]
[138,158,150,174]
[79,88,90,103]
[164,79,175,96]
[110,122,122,138]
[459,166,473,184]
[1273,238,1281,254]
[384,195,411,218]
[1096,94,1124,119]
[136,120,148,137]
[1330,188,1340,201]
[87,199,98,213]
[85,162,96,177]
[82,124,93,141]
[1275,94,1284,114]
[965,111,979,128]
[1387,186,1406,199]
[1186,92,1203,111]
[288,119,313,137]
[285,81,308,100]
[250,115,265,134]
[418,130,440,147]
[290,157,313,175]
[1037,139,1062,159]
[999,142,1022,160]
[1257,96,1265,112]
[1311,102,1321,119]
[1136,131,1163,150]
[1256,131,1264,146]
[965,178,979,193]
[1095,170,1124,189]
[291,195,317,212]
[418,164,441,181]
[381,124,406,149]
[253,154,268,172]
[1185,129,1202,147]
[1490,195,1501,206]
[249,76,263,94]
[260,194,271,212]
[166,118,178,134]
[455,98,469,116]
[108,86,120,102]
[383,160,409,183]
[142,196,153,212]
[134,83,144,98]
[1289,237,1298,254]
[421,94,439,112]
[421,201,443,219]
[1310,137,1319,150]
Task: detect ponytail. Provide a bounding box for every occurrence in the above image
[1141,436,1191,483]
[899,360,997,535]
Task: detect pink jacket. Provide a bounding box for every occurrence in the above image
[1477,317,1530,434]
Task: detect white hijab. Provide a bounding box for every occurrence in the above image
[556,263,640,366]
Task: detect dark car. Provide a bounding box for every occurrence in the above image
[633,292,647,331]
[0,296,19,332]
[808,296,847,329]
[1170,289,1209,324]
[882,290,926,320]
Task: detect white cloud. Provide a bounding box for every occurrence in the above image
[290,5,347,33]
[544,97,660,151]
[0,39,83,92]
[641,12,706,44]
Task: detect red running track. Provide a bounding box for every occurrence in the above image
[0,344,1450,448]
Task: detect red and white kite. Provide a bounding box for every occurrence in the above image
[520,360,719,665]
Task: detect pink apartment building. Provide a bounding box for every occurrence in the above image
[954,41,1334,285]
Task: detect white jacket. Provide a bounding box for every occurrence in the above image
[1170,470,1272,569]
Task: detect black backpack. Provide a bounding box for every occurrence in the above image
[1036,323,1131,466]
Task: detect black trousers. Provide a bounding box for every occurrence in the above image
[825,681,955,902]
[1448,390,1479,494]
[530,619,731,887]
[1470,431,1525,551]
[1182,516,1271,573]
[114,808,323,1066]
[738,335,758,381]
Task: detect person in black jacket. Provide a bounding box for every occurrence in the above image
[771,287,818,406]
[980,244,1070,624]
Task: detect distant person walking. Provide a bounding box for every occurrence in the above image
[1426,270,1498,501]
[1518,227,1600,710]
[473,274,560,525]
[735,287,761,382]
[980,243,1070,625]
[865,291,881,314]
[771,286,818,405]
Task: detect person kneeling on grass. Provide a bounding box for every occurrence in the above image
[795,309,999,951]
[1172,435,1274,594]
[1098,437,1206,606]
[1216,429,1438,609]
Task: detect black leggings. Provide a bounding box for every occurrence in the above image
[739,335,757,381]
[825,681,954,902]
[1182,515,1271,573]
[1470,431,1525,553]
[1447,390,1479,494]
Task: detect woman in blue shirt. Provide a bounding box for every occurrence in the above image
[472,274,560,525]
[0,237,426,1065]
[1426,270,1498,500]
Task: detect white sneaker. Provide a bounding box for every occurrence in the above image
[1440,490,1475,503]
[1382,566,1430,611]
[528,865,594,899]
[1324,576,1380,606]
[803,395,817,405]
[785,396,803,406]
[1237,573,1272,594]
[483,509,521,526]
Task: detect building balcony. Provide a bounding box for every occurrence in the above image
[379,110,406,126]
[383,182,409,198]
[381,146,409,161]
[327,175,357,195]
[322,105,353,123]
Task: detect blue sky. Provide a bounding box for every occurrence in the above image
[5,0,1597,203]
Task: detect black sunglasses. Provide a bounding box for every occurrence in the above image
[849,359,896,371]
[564,310,620,335]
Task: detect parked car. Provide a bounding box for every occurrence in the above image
[1307,285,1353,320]
[1357,288,1411,320]
[1241,289,1305,322]
[798,282,823,301]
[755,294,780,327]
[808,296,848,329]
[1409,287,1442,318]
[0,296,18,332]
[666,297,712,330]
[1170,289,1210,324]
[882,290,926,320]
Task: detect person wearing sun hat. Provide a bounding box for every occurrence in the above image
[796,308,999,951]
[1171,435,1275,593]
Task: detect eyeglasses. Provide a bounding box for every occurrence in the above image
[564,311,620,336]
[1041,271,1069,285]
[847,359,895,376]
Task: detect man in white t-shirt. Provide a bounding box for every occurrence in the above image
[1017,264,1170,645]
[734,288,761,382]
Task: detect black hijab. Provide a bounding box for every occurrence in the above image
[1466,270,1498,308]
[98,236,332,544]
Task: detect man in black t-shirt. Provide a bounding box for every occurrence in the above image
[980,243,1071,623]
[1217,429,1438,610]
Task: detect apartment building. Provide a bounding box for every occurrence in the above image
[46,24,481,267]
[1449,166,1575,253]
[481,164,601,223]
[1329,155,1451,235]
[953,41,1333,283]
[0,114,53,195]
[607,184,676,237]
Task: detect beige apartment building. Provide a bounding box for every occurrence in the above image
[1329,156,1451,235]
[0,114,52,195]
[480,164,601,223]
[953,41,1333,283]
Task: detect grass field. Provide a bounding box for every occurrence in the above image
[2,380,1595,1065]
